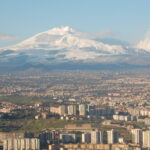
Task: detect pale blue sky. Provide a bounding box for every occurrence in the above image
[0,0,150,47]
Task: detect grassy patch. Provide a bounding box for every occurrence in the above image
[0,96,53,104]
[0,118,89,132]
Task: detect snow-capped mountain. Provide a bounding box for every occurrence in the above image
[0,26,150,71]
[1,26,126,60]
[2,26,123,52]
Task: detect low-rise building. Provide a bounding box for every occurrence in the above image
[3,138,40,150]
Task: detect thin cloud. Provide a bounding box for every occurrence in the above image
[77,30,115,39]
[137,31,150,51]
[88,30,115,39]
[0,32,18,41]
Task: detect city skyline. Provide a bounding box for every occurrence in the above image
[1,1,150,149]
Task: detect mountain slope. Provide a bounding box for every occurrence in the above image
[1,26,127,61]
[0,26,150,71]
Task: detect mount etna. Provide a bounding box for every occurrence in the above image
[0,26,150,71]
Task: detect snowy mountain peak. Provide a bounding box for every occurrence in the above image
[45,26,76,35]
[50,26,75,32]
[1,27,150,68]
[1,26,126,56]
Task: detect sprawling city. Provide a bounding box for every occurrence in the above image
[0,70,148,149]
[1,0,150,150]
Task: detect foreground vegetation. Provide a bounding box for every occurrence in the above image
[0,96,53,104]
[0,118,89,132]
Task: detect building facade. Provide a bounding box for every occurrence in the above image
[3,138,40,150]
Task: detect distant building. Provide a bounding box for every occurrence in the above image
[118,137,125,143]
[3,138,40,150]
[113,114,131,121]
[48,144,60,150]
[53,143,141,150]
[90,107,115,116]
[39,131,55,142]
[127,107,140,116]
[50,106,59,114]
[107,129,118,144]
[79,104,86,116]
[35,115,40,120]
[67,105,76,115]
[60,143,125,150]
[91,130,103,144]
[60,133,76,143]
[41,112,47,119]
[59,105,67,115]
[107,130,114,144]
[81,132,91,143]
[0,132,25,141]
[143,130,150,148]
[99,131,104,144]
[131,129,142,145]
[34,102,43,107]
